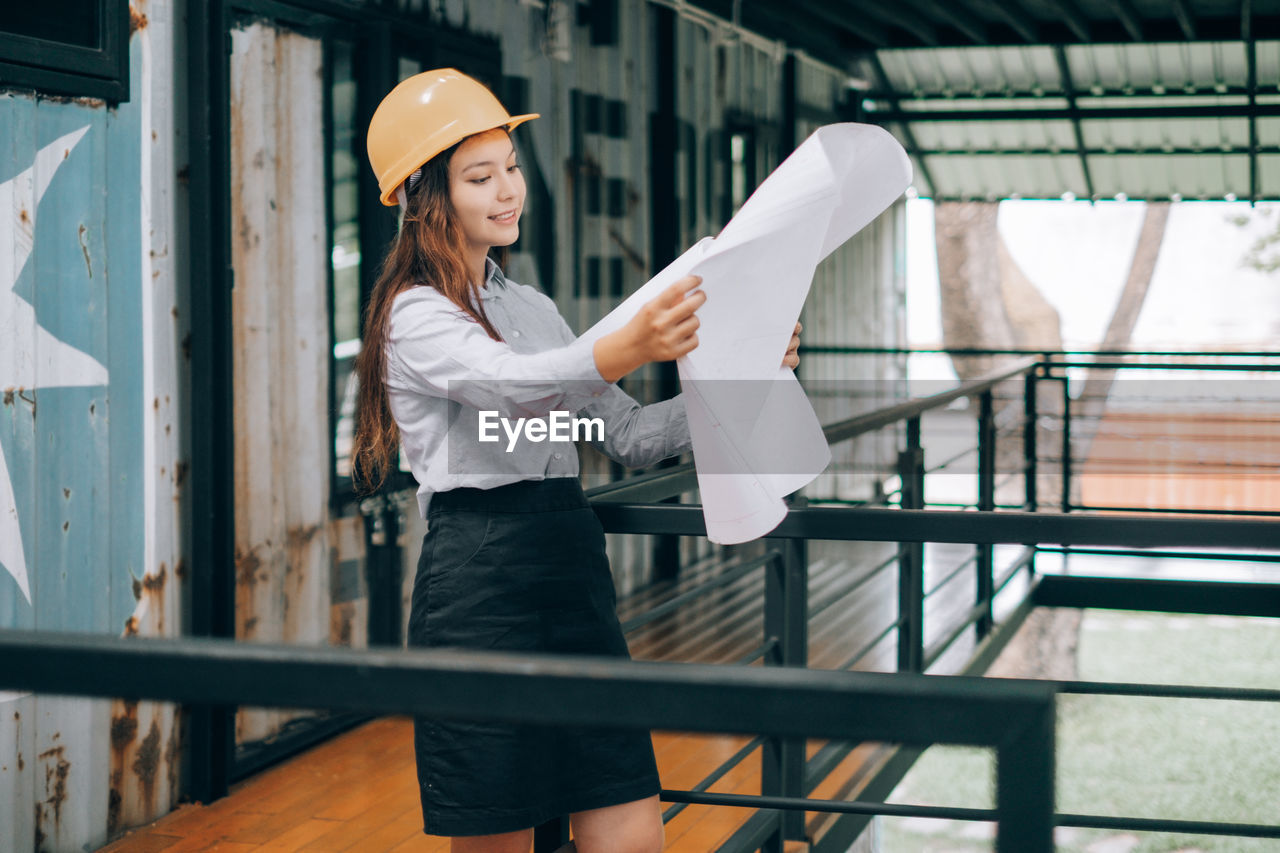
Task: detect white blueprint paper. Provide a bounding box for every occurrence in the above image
[580,123,913,543]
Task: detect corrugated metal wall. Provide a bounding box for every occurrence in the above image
[228,21,333,745]
[0,0,189,847]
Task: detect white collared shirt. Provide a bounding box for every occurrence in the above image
[387,260,692,517]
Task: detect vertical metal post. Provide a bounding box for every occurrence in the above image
[762,521,810,844]
[995,702,1056,853]
[897,417,925,673]
[363,497,404,647]
[976,391,995,639]
[650,3,681,583]
[533,816,569,853]
[1060,374,1072,513]
[188,0,234,805]
[1023,367,1038,513]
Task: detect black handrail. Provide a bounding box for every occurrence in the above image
[0,629,1060,852]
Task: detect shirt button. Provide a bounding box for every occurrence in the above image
[554,452,563,460]
[512,329,522,337]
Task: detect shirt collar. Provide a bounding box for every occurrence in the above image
[479,257,507,300]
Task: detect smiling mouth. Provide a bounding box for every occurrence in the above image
[489,210,518,224]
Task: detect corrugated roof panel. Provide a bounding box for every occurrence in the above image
[892,96,1070,112]
[1260,117,1280,147]
[1081,116,1251,151]
[911,119,1077,152]
[1259,41,1280,88]
[877,46,1062,96]
[1089,154,1250,198]
[1260,155,1280,197]
[1066,42,1248,93]
[927,154,1087,199]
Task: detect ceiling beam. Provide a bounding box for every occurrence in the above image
[731,0,868,66]
[912,145,1280,156]
[774,0,891,50]
[1102,0,1144,40]
[868,103,1280,122]
[1043,0,1092,42]
[1246,26,1258,203]
[903,0,987,44]
[867,53,939,197]
[1170,0,1198,39]
[1054,46,1095,201]
[962,0,1038,43]
[855,0,940,47]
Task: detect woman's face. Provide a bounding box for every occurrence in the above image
[448,128,525,255]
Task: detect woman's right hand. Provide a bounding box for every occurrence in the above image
[593,275,705,383]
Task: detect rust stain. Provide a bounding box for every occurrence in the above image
[111,707,138,751]
[165,723,180,798]
[145,563,167,593]
[3,388,13,405]
[16,751,23,771]
[89,402,96,415]
[108,788,123,835]
[34,806,44,848]
[176,165,190,185]
[153,397,160,410]
[18,388,36,416]
[235,547,261,589]
[129,6,148,33]
[38,744,71,826]
[132,577,142,601]
[175,461,189,487]
[109,700,138,835]
[181,332,192,361]
[62,521,69,532]
[124,616,140,636]
[174,558,187,579]
[132,720,162,807]
[19,207,29,225]
[78,224,92,278]
[63,488,71,499]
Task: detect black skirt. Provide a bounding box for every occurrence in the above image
[408,477,661,837]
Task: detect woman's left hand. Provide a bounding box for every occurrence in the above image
[782,322,802,369]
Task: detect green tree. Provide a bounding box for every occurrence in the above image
[1228,206,1280,273]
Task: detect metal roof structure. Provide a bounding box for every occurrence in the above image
[690,0,1280,200]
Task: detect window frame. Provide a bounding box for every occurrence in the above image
[0,0,130,101]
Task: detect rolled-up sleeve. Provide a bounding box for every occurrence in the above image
[388,289,612,418]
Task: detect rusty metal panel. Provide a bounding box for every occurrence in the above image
[0,0,186,842]
[229,21,332,746]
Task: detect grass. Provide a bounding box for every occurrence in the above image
[878,609,1280,852]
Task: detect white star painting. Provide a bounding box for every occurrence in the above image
[1,124,104,604]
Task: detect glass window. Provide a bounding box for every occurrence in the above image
[331,40,361,480]
[0,0,128,100]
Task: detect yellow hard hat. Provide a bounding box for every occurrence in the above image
[367,68,539,207]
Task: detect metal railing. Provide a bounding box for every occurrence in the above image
[582,349,1280,851]
[0,630,1059,852]
[6,349,1279,852]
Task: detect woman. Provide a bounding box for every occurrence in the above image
[355,69,800,853]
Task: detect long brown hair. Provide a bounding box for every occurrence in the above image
[351,138,508,493]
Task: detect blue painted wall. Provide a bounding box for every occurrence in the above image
[0,92,143,635]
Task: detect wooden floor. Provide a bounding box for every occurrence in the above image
[98,545,904,853]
